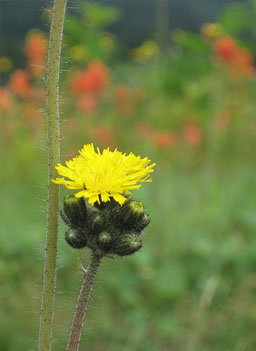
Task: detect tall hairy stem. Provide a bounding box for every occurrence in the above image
[67,251,102,351]
[38,0,67,350]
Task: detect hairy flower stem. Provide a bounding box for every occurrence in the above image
[67,251,102,351]
[38,0,67,350]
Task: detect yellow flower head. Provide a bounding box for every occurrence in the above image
[52,144,156,206]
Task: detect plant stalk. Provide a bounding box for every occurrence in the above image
[67,251,102,351]
[38,0,67,350]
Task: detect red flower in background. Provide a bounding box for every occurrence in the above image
[230,48,254,77]
[151,130,177,149]
[91,125,116,149]
[25,32,47,77]
[0,87,13,113]
[71,60,108,96]
[214,36,238,62]
[214,36,255,77]
[9,70,31,98]
[183,123,202,147]
[64,118,77,132]
[22,102,43,132]
[215,109,231,130]
[135,121,152,137]
[114,84,135,114]
[77,93,98,114]
[133,88,147,103]
[25,33,47,60]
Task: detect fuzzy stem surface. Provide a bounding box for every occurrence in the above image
[67,251,102,351]
[38,0,67,350]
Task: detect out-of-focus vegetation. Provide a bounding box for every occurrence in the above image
[1,2,256,350]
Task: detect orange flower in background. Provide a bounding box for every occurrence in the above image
[215,109,231,130]
[25,32,47,77]
[183,123,202,147]
[22,102,43,132]
[91,125,116,149]
[230,48,254,77]
[64,118,77,132]
[77,93,98,114]
[133,87,147,103]
[151,130,177,149]
[114,84,135,114]
[71,60,108,96]
[135,121,152,137]
[25,33,47,60]
[9,70,31,98]
[0,87,13,113]
[213,36,255,77]
[214,36,238,62]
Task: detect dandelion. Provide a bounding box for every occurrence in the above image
[53,143,156,205]
[60,145,155,351]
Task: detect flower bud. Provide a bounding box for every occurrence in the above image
[63,195,87,227]
[90,211,104,235]
[65,229,87,249]
[97,231,112,251]
[115,233,142,256]
[114,198,150,231]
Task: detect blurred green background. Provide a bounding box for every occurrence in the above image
[1,0,256,350]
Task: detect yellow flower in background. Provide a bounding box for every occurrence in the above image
[69,45,89,62]
[100,33,115,52]
[0,57,12,73]
[53,143,156,205]
[200,22,224,40]
[131,41,159,63]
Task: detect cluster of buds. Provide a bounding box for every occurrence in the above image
[61,195,150,257]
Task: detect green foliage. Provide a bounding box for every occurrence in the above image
[219,0,256,54]
[172,30,210,54]
[80,2,121,28]
[64,2,121,63]
[2,163,256,350]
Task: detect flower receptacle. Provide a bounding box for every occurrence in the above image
[61,195,150,257]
